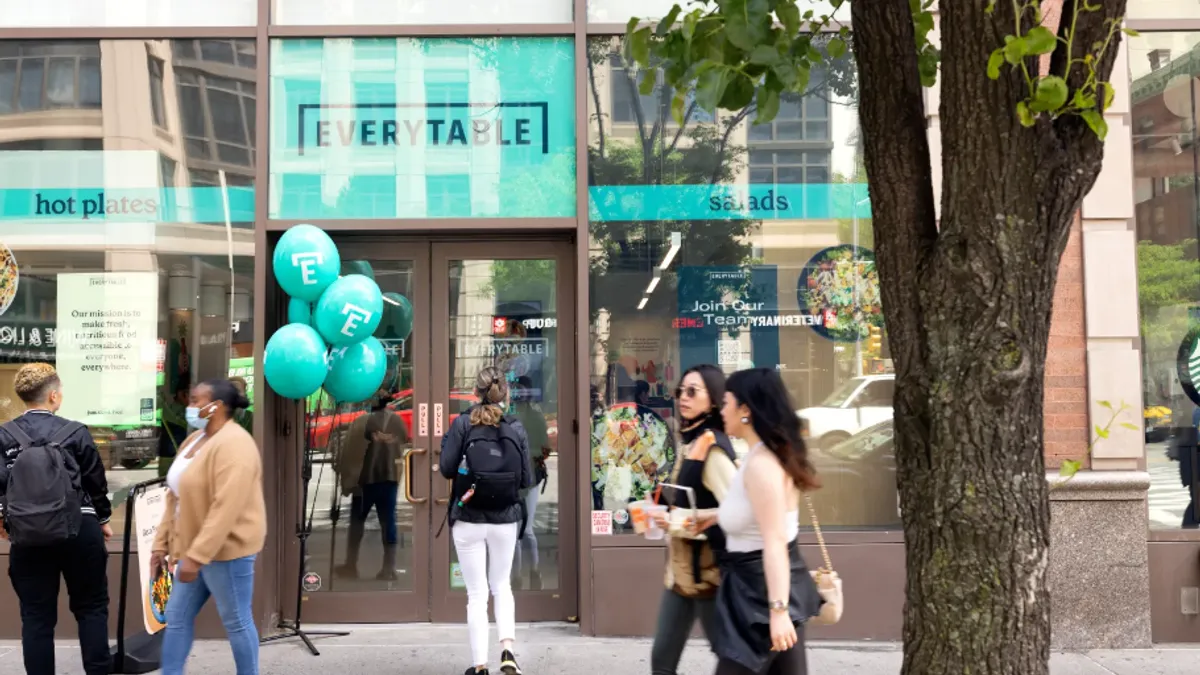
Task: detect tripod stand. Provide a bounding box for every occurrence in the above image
[261,410,349,655]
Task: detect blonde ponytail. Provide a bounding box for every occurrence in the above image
[469,367,508,427]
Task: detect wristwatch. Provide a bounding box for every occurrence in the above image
[768,600,788,614]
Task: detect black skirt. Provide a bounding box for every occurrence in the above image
[711,542,823,673]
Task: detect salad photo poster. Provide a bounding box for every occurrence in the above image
[134,485,171,634]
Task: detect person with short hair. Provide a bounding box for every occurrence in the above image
[152,378,266,675]
[0,363,113,675]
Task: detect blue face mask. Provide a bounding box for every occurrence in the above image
[185,406,208,430]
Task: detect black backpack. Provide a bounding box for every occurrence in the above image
[1,421,84,547]
[453,419,525,512]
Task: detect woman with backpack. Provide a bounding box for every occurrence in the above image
[439,366,535,675]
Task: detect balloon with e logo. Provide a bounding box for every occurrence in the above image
[324,337,387,403]
[287,297,312,326]
[314,274,383,346]
[263,323,328,400]
[273,224,340,302]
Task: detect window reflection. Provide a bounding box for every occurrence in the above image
[0,39,258,549]
[586,35,895,531]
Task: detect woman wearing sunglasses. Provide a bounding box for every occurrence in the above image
[650,364,738,675]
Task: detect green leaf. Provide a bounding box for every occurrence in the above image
[1094,425,1110,440]
[683,11,698,41]
[1122,27,1141,37]
[1072,88,1097,110]
[1025,26,1058,55]
[1100,82,1115,111]
[1097,400,1113,410]
[777,1,801,34]
[807,46,822,62]
[626,17,640,36]
[1004,37,1028,65]
[987,48,1005,80]
[638,70,657,96]
[1060,459,1082,478]
[657,5,682,36]
[1059,459,1082,479]
[1120,422,1140,431]
[725,0,771,51]
[720,71,756,110]
[749,45,782,67]
[755,85,780,124]
[696,66,731,112]
[1031,75,1068,112]
[827,37,847,59]
[1016,101,1034,127]
[1081,109,1109,140]
[629,27,651,66]
[670,90,687,126]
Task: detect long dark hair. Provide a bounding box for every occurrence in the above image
[678,363,726,431]
[725,368,819,491]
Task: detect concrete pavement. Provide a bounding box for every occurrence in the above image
[0,624,1197,674]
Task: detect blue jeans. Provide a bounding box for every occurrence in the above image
[162,554,258,675]
[351,481,399,545]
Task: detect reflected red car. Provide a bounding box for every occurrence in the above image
[310,389,477,448]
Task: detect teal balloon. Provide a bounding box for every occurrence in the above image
[273,224,340,302]
[263,324,328,400]
[287,298,312,326]
[314,274,384,346]
[375,292,414,341]
[324,337,387,403]
[344,260,375,280]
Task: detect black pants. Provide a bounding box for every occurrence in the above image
[713,625,807,675]
[8,515,111,675]
[651,588,719,675]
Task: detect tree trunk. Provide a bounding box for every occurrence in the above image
[848,2,1126,674]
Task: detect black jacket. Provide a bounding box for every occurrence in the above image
[0,410,112,524]
[438,409,534,525]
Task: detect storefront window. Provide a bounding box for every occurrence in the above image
[1129,32,1200,531]
[1,1,257,27]
[1127,2,1200,20]
[273,0,572,25]
[586,36,897,533]
[0,39,258,548]
[587,0,849,23]
[269,37,576,220]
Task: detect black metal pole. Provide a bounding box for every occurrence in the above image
[113,484,137,673]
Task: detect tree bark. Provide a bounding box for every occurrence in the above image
[849,1,1126,674]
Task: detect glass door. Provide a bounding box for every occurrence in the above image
[299,241,433,622]
[429,240,577,622]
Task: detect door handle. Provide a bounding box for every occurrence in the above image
[404,448,429,504]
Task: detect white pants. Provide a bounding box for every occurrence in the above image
[452,521,519,667]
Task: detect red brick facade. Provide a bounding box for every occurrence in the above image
[1044,214,1089,467]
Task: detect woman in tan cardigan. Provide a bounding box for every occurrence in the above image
[150,378,266,675]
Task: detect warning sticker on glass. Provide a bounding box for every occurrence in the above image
[718,339,741,366]
[591,510,613,535]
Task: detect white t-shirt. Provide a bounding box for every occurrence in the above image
[166,433,206,508]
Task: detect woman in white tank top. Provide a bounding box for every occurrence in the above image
[693,368,823,675]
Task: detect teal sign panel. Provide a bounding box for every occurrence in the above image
[270,37,577,220]
[588,183,872,222]
[0,187,254,223]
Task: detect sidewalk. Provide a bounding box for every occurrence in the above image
[0,624,1195,674]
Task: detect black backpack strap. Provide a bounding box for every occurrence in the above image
[0,421,35,449]
[47,421,82,447]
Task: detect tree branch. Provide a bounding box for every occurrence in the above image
[849,0,938,360]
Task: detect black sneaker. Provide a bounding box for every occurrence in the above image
[463,668,488,675]
[500,650,521,675]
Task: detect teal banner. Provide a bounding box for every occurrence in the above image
[270,37,577,220]
[0,187,254,223]
[588,183,872,222]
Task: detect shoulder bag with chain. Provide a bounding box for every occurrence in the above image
[805,493,844,625]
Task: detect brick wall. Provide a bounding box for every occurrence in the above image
[1045,214,1089,468]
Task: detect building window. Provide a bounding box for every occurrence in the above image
[586,35,885,533]
[608,55,715,125]
[148,53,168,129]
[0,42,102,113]
[272,0,572,25]
[1129,31,1200,530]
[173,39,257,69]
[175,64,256,168]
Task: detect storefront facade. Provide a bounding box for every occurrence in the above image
[0,0,1196,646]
